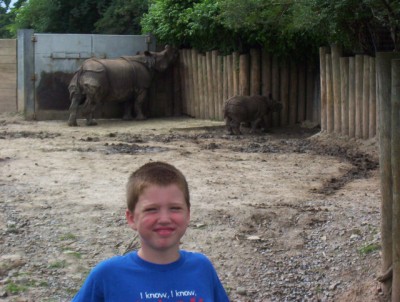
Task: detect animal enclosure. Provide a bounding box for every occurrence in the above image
[178,49,320,126]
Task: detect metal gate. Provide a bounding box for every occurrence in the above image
[18,29,155,120]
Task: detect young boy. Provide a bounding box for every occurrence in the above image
[72,161,230,301]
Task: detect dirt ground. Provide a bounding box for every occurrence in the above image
[0,112,385,301]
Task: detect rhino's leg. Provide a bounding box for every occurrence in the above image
[68,94,83,127]
[134,89,147,120]
[84,94,98,126]
[250,118,262,134]
[122,99,134,120]
[85,104,98,126]
[231,120,242,135]
[225,117,234,135]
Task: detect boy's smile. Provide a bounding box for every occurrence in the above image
[126,184,190,264]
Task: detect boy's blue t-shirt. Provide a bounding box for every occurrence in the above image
[72,250,230,302]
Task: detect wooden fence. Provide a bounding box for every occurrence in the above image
[376,53,400,298]
[0,39,17,112]
[319,45,383,139]
[178,48,320,126]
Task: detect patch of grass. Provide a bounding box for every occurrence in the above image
[59,233,77,241]
[63,250,82,259]
[359,243,380,255]
[5,282,28,294]
[48,260,67,269]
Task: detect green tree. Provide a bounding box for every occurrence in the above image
[0,0,25,38]
[141,0,324,57]
[11,0,113,34]
[94,0,148,34]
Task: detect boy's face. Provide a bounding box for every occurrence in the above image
[126,184,190,260]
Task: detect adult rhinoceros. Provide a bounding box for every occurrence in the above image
[67,45,178,126]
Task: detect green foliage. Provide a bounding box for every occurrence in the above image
[2,0,399,55]
[94,0,148,34]
[141,0,325,57]
[8,0,147,36]
[11,0,111,34]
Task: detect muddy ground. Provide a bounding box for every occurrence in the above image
[0,113,384,301]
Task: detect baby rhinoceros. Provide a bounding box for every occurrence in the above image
[223,94,282,135]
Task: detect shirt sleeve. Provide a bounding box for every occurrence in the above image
[71,266,104,302]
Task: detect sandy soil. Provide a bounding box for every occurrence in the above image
[0,113,384,301]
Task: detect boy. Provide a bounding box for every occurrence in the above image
[72,161,230,301]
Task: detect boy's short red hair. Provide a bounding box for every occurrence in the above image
[126,161,190,212]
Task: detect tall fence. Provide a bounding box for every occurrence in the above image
[319,45,383,139]
[0,39,17,112]
[178,48,320,125]
[376,53,400,298]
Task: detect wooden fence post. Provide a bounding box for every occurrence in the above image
[289,60,298,125]
[191,49,199,118]
[233,52,240,96]
[348,57,356,138]
[392,58,400,301]
[297,60,306,123]
[206,51,215,119]
[217,53,224,120]
[179,49,188,116]
[239,54,250,96]
[212,50,219,119]
[201,54,208,119]
[325,53,334,133]
[223,55,229,102]
[362,55,370,139]
[280,60,289,126]
[369,57,377,138]
[227,54,233,98]
[261,51,272,96]
[173,59,182,116]
[250,48,261,95]
[355,55,364,139]
[272,55,280,126]
[376,52,396,298]
[306,59,316,123]
[197,53,205,119]
[332,44,342,134]
[319,47,329,131]
[340,57,349,136]
[186,49,194,117]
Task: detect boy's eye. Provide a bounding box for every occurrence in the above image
[144,208,157,212]
[171,206,182,211]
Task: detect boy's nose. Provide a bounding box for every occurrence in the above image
[158,209,171,222]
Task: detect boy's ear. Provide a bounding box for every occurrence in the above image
[126,209,137,230]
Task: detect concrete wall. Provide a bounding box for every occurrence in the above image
[0,39,17,112]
